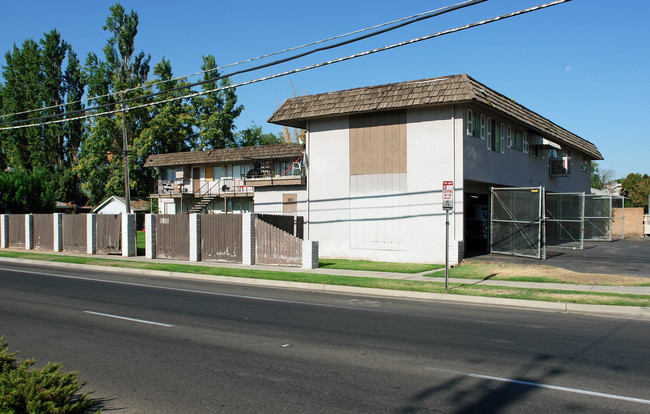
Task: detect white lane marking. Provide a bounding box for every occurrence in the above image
[0,266,545,328]
[427,367,650,405]
[83,311,173,327]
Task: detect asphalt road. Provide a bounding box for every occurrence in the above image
[1,262,648,413]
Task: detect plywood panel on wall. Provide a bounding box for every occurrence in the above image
[350,111,406,175]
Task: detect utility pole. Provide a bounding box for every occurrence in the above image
[121,92,131,214]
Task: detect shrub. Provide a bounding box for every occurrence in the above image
[0,338,99,413]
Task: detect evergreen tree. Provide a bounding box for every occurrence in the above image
[76,2,151,204]
[193,55,243,149]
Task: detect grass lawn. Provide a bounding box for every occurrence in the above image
[319,258,443,274]
[137,230,145,256]
[0,250,648,307]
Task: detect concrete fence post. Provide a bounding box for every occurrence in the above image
[122,214,136,257]
[242,212,257,266]
[189,213,201,262]
[145,214,156,259]
[302,240,319,269]
[1,215,8,248]
[25,214,34,250]
[87,214,96,255]
[53,213,63,252]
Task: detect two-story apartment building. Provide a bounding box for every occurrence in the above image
[268,74,603,264]
[144,143,306,215]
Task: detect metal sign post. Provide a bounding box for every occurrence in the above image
[442,181,454,291]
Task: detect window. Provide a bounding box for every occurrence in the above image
[467,109,473,136]
[480,114,486,140]
[472,111,479,137]
[506,125,512,148]
[499,123,505,154]
[514,130,523,151]
[523,132,529,154]
[486,117,492,150]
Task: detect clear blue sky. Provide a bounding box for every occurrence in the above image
[1,0,648,178]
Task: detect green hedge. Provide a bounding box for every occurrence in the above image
[1,338,99,413]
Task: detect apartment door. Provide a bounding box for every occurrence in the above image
[192,167,201,194]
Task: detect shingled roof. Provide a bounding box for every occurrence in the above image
[268,74,602,160]
[144,143,304,168]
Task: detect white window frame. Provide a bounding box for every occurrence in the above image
[506,125,512,148]
[467,109,473,136]
[480,114,486,140]
[486,117,492,150]
[523,132,529,154]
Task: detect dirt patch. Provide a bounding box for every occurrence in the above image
[464,260,648,285]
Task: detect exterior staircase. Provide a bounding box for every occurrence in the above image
[189,194,218,214]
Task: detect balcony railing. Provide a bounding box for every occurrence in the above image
[154,179,254,197]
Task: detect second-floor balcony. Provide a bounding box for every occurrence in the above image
[153,178,254,198]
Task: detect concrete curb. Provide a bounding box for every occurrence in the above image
[1,257,648,320]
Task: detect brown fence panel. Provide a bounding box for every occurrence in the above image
[63,215,87,252]
[97,214,122,254]
[257,214,304,239]
[33,214,53,250]
[8,215,25,248]
[201,214,242,262]
[156,214,189,260]
[255,218,302,266]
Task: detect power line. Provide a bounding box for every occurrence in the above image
[0,0,572,132]
[0,0,485,125]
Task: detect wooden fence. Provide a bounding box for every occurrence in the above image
[8,214,25,248]
[258,214,304,239]
[33,214,53,250]
[156,214,190,260]
[97,214,121,254]
[255,218,302,266]
[201,214,242,262]
[63,214,87,252]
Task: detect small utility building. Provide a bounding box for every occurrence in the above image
[268,74,603,264]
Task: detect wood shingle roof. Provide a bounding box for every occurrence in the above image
[144,143,304,168]
[268,74,602,160]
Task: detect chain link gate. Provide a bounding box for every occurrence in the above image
[490,187,546,259]
[546,192,585,250]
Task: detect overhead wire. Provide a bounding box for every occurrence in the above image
[0,0,485,121]
[0,0,572,132]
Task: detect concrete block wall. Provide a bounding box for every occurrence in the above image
[242,213,257,265]
[87,214,97,255]
[0,215,7,248]
[145,214,156,259]
[25,214,33,250]
[189,214,201,262]
[122,214,136,257]
[302,240,319,269]
[53,213,63,252]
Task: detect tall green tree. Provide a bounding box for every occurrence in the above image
[193,55,243,149]
[1,40,43,170]
[132,57,195,196]
[620,173,650,212]
[76,2,151,204]
[1,31,86,204]
[237,124,283,147]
